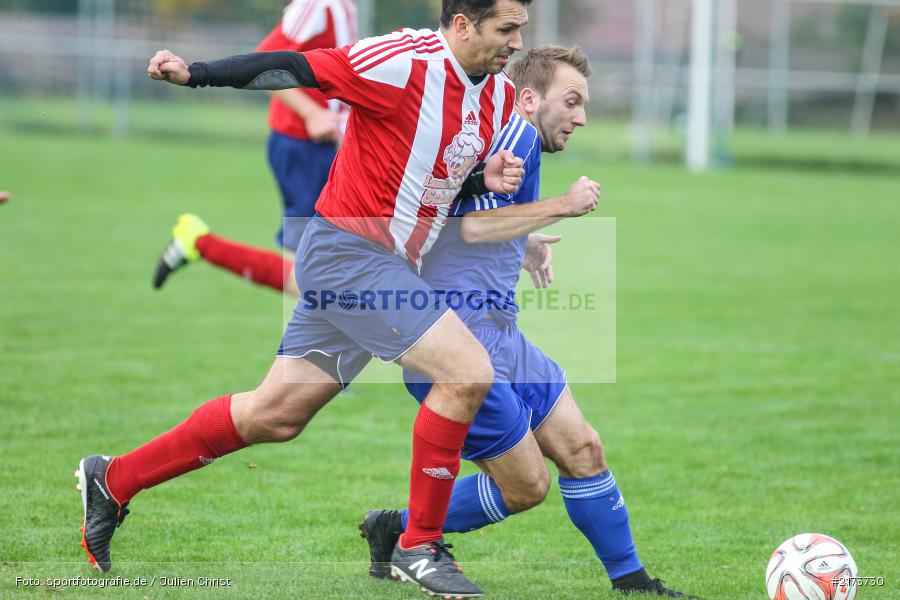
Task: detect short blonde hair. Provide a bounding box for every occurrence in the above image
[507,45,591,95]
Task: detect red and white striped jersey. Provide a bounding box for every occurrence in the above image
[304,28,517,268]
[256,0,357,140]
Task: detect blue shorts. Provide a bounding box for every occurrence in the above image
[404,320,567,461]
[278,217,452,386]
[267,131,337,252]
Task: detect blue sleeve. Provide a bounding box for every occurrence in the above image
[452,118,541,216]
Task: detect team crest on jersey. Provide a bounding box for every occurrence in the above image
[421,131,485,206]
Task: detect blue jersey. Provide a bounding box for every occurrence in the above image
[419,112,542,325]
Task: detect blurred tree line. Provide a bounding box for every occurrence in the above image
[159,0,443,31]
[790,5,900,70]
[14,0,441,31]
[373,0,440,32]
[19,0,899,62]
[836,6,900,68]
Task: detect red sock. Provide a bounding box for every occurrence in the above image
[195,233,294,292]
[105,395,247,505]
[400,405,472,548]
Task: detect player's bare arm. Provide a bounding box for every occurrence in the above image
[460,175,599,244]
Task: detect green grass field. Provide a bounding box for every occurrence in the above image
[1,102,898,599]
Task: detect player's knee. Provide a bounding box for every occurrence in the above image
[432,378,491,417]
[266,421,305,442]
[448,345,493,385]
[462,367,493,403]
[456,346,494,398]
[252,413,307,443]
[420,324,493,393]
[503,469,551,513]
[245,388,314,443]
[564,427,607,478]
[436,349,493,409]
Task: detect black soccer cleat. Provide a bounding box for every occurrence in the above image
[152,213,209,289]
[359,509,403,579]
[613,569,703,599]
[390,538,482,599]
[74,455,130,572]
[152,238,189,289]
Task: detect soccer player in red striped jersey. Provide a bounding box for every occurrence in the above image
[76,1,530,597]
[153,0,358,294]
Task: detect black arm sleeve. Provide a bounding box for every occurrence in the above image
[458,165,489,199]
[186,51,320,90]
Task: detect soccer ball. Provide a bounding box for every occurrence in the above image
[766,533,858,600]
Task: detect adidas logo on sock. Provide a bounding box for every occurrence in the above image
[422,467,454,480]
[464,110,478,126]
[198,456,216,466]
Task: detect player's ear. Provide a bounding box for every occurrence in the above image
[451,13,473,41]
[518,87,539,116]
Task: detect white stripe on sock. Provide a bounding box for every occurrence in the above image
[478,473,503,522]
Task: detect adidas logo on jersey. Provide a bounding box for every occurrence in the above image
[464,110,478,126]
[422,467,455,480]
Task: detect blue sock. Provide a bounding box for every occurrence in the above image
[559,471,643,580]
[401,472,510,533]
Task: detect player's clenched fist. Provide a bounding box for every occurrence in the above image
[147,50,190,85]
[563,176,600,216]
[484,149,525,195]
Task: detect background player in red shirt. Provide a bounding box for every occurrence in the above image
[153,0,357,296]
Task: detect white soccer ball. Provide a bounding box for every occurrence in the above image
[766,533,858,600]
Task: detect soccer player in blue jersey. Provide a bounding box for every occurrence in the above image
[359,45,702,598]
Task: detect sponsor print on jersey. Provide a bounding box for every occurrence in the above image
[421,131,485,206]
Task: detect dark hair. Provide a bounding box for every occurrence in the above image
[440,0,533,30]
[507,45,592,95]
